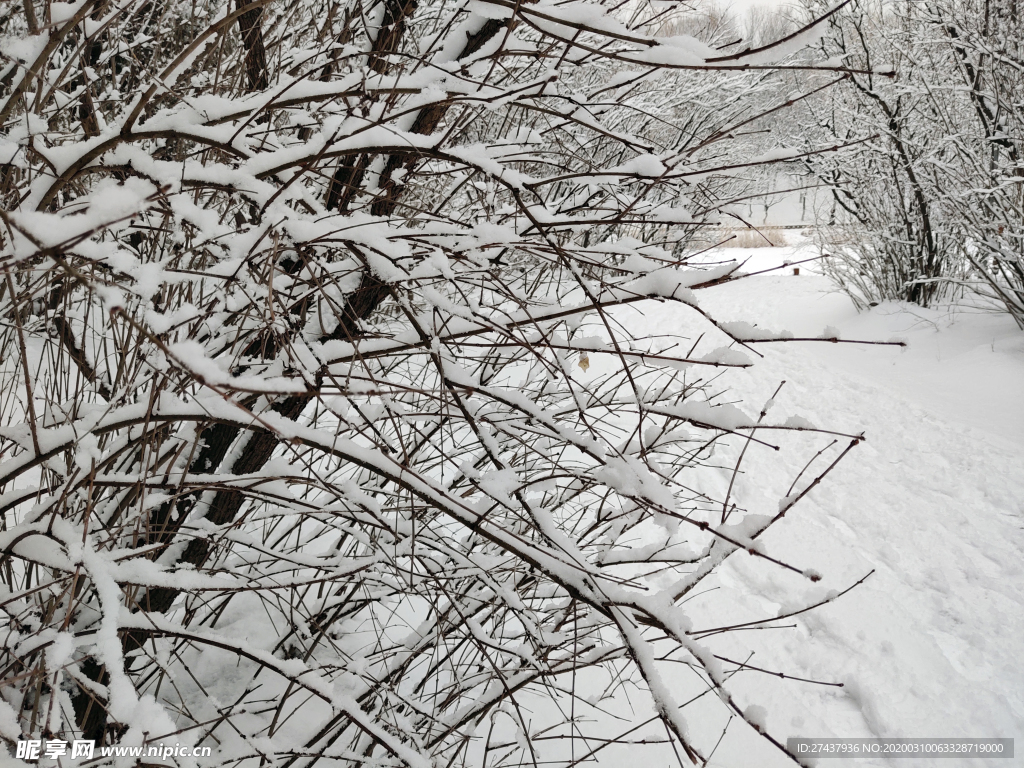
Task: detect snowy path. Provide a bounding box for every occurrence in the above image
[623,257,1024,767]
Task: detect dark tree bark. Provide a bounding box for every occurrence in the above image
[236,0,269,92]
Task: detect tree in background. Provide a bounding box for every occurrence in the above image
[0,0,875,765]
[930,0,1024,324]
[796,0,1024,321]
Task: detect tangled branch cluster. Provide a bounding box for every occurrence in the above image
[0,0,875,765]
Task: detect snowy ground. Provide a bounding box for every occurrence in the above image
[613,243,1024,766]
[10,242,1019,768]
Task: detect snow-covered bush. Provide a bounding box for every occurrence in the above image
[788,0,959,308]
[0,0,870,765]
[795,0,1024,321]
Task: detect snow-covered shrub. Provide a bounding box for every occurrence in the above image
[0,0,872,765]
[788,0,960,308]
[795,0,1024,321]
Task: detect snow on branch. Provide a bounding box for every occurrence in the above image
[0,0,869,765]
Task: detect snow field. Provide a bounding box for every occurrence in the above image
[607,245,1024,767]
